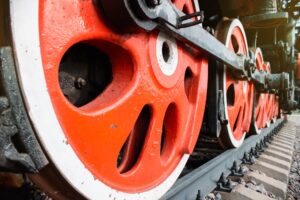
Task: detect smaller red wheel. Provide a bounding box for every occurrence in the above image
[250,48,268,134]
[215,19,254,148]
[264,62,272,127]
[272,96,280,121]
[297,53,300,79]
[268,93,276,123]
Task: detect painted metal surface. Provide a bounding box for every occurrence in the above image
[298,54,300,79]
[264,62,276,126]
[251,48,268,134]
[216,19,254,148]
[10,0,208,199]
[6,0,294,199]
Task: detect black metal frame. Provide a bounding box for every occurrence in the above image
[95,0,291,95]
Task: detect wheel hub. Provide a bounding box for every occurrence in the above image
[9,0,208,198]
[156,32,178,77]
[150,31,182,88]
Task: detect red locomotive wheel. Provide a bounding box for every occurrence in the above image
[215,19,254,148]
[9,0,208,199]
[267,93,276,124]
[250,48,268,134]
[272,96,280,121]
[264,62,272,127]
[266,63,279,126]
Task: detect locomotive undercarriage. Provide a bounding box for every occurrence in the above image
[0,0,299,199]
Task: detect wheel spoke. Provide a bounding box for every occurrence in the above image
[227,76,245,129]
[36,0,208,194]
[133,103,168,172]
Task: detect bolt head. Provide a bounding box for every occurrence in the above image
[75,77,87,89]
[146,0,160,7]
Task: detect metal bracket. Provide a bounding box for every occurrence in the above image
[256,142,264,154]
[0,97,36,172]
[195,190,203,200]
[230,161,246,177]
[177,11,204,29]
[218,91,228,126]
[217,173,233,192]
[242,152,256,165]
[250,147,260,158]
[0,47,48,172]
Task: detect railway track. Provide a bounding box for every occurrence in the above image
[1,1,300,199]
[162,116,299,200]
[1,114,299,200]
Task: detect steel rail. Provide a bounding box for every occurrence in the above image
[161,118,285,200]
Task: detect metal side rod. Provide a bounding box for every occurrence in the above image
[127,0,291,91]
[95,0,248,77]
[134,0,248,75]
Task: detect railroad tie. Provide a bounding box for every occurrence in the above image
[219,118,297,200]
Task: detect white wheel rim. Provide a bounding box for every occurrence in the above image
[216,19,248,148]
[9,1,188,199]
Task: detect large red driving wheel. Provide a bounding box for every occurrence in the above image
[9,0,208,199]
[215,19,254,148]
[250,48,268,134]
